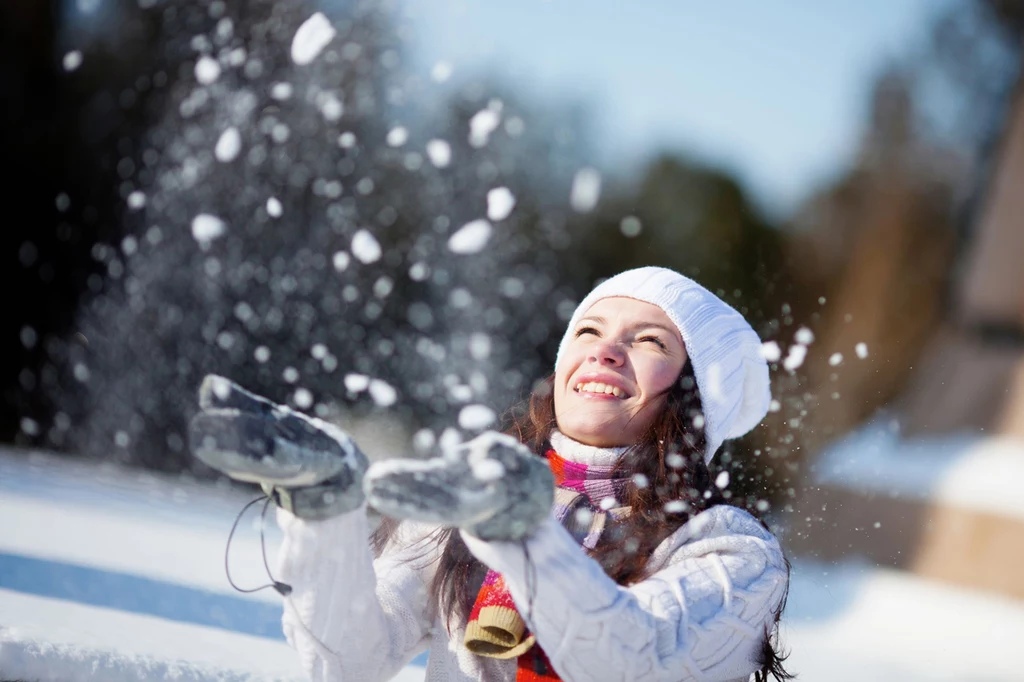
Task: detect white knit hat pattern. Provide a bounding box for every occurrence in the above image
[555,266,771,463]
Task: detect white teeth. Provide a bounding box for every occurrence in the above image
[574,381,625,398]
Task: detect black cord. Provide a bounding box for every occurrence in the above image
[224,494,292,596]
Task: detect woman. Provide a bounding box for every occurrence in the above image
[190,266,791,682]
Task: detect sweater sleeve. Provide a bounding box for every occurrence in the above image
[275,506,439,682]
[461,506,788,682]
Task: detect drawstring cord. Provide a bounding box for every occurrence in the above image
[224,494,292,597]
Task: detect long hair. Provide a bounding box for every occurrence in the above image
[371,361,792,680]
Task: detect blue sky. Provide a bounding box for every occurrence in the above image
[398,0,958,217]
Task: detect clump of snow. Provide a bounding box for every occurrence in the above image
[254,346,270,363]
[332,251,350,271]
[266,197,282,217]
[783,344,807,372]
[448,219,492,254]
[486,187,516,221]
[409,262,429,281]
[425,139,451,168]
[413,428,436,454]
[282,367,299,384]
[469,108,501,148]
[62,50,83,72]
[191,214,225,244]
[760,341,781,362]
[351,230,382,263]
[458,404,496,430]
[386,126,408,147]
[338,131,356,148]
[769,399,781,412]
[368,379,397,407]
[214,127,241,162]
[570,168,601,213]
[293,388,313,409]
[795,327,815,345]
[318,93,343,121]
[270,82,293,100]
[469,333,491,360]
[470,458,504,482]
[829,352,844,366]
[856,342,869,359]
[715,471,730,489]
[194,56,221,85]
[344,374,369,392]
[291,12,336,65]
[431,61,453,82]
[620,216,642,238]
[127,191,146,210]
[664,500,686,513]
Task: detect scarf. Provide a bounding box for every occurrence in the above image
[464,437,631,681]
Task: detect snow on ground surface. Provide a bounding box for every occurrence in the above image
[815,419,1024,521]
[2,447,1023,681]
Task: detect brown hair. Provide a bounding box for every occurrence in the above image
[370,361,791,679]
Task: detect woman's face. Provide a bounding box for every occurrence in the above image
[554,296,688,447]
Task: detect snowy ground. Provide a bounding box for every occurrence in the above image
[2,448,1022,681]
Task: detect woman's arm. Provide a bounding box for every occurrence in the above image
[462,505,788,682]
[275,506,439,682]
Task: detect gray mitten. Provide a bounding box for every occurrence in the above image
[189,374,368,520]
[363,431,554,541]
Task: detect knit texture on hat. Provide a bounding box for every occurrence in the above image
[555,266,770,463]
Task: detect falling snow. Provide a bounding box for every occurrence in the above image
[570,168,601,213]
[127,191,146,210]
[829,352,844,366]
[486,187,516,221]
[458,404,496,430]
[856,342,869,359]
[715,471,730,489]
[783,344,807,372]
[351,230,382,264]
[191,214,225,244]
[795,327,815,345]
[62,50,83,72]
[469,108,501,148]
[425,139,451,168]
[266,197,282,217]
[214,127,241,162]
[368,379,397,407]
[431,61,453,83]
[447,219,492,254]
[760,341,781,362]
[332,251,350,271]
[386,126,408,147]
[291,12,336,66]
[194,56,221,85]
[344,373,370,392]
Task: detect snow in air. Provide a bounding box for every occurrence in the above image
[270,82,293,100]
[448,219,492,254]
[127,191,146,210]
[386,126,408,147]
[344,373,370,392]
[291,12,336,66]
[664,500,686,513]
[214,127,241,162]
[191,214,226,244]
[470,458,505,482]
[829,352,843,366]
[332,251,350,271]
[431,61,453,83]
[715,471,730,489]
[458,404,496,430]
[486,187,516,221]
[570,168,601,213]
[266,197,282,217]
[368,379,397,407]
[795,327,815,345]
[194,56,221,85]
[856,342,869,359]
[469,108,501,148]
[620,216,642,238]
[293,388,313,409]
[783,344,807,372]
[760,341,781,362]
[351,230,382,263]
[425,139,451,168]
[62,50,83,72]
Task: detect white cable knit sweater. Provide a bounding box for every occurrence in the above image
[275,432,789,682]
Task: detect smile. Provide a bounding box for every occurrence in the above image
[574,382,628,399]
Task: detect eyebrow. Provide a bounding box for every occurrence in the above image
[576,316,678,336]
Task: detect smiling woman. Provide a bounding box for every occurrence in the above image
[189,266,791,682]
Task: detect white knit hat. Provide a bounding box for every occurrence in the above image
[555,266,771,463]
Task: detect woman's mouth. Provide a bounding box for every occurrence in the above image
[574,381,628,399]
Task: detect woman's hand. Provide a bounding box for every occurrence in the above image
[363,431,554,541]
[188,374,368,519]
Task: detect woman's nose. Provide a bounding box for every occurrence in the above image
[590,340,625,366]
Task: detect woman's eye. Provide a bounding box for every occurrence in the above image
[639,335,667,349]
[574,326,599,338]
